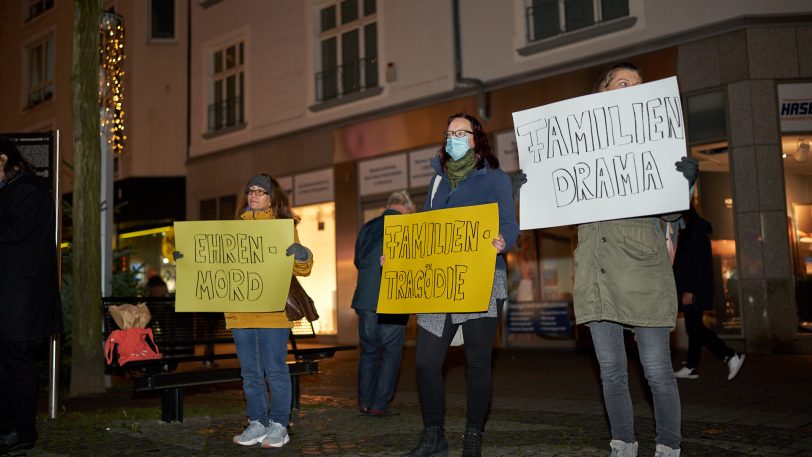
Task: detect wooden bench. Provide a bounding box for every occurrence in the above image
[102,296,355,422]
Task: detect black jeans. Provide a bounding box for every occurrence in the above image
[0,339,45,437]
[415,311,500,431]
[684,308,734,369]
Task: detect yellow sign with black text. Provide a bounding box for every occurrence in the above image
[173,220,294,312]
[377,203,499,314]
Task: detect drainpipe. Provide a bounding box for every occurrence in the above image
[452,0,489,120]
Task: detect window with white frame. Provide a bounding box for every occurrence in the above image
[26,35,54,108]
[316,0,378,102]
[525,0,628,42]
[149,0,176,41]
[26,0,54,21]
[208,41,245,133]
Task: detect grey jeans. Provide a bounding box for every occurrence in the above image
[588,321,681,449]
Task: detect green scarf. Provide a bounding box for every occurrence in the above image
[446,148,477,190]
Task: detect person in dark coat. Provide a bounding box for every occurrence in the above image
[351,190,413,417]
[672,208,745,381]
[0,138,61,454]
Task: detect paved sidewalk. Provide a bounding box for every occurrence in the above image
[19,347,812,456]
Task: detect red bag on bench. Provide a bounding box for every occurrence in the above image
[105,328,162,365]
[104,303,161,365]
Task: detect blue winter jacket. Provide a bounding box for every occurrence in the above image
[351,208,403,311]
[423,156,519,272]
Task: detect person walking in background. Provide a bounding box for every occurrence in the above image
[352,190,414,417]
[570,63,695,457]
[402,113,519,457]
[672,208,745,381]
[0,139,61,455]
[176,173,313,449]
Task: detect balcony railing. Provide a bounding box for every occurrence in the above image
[315,56,378,103]
[207,96,244,133]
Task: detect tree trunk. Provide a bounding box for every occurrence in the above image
[69,0,105,396]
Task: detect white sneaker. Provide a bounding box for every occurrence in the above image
[609,439,638,457]
[673,366,699,379]
[232,420,267,446]
[726,353,745,380]
[261,421,290,448]
[654,444,680,456]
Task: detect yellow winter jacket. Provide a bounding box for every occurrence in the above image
[224,208,313,329]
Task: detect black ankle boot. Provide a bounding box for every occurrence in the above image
[402,426,448,457]
[461,426,482,457]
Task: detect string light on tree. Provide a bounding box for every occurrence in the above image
[99,12,125,155]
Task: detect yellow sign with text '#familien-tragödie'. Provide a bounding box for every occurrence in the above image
[377,203,499,314]
[173,219,294,312]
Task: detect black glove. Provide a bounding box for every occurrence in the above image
[286,243,311,262]
[172,251,183,261]
[675,156,698,187]
[512,169,528,199]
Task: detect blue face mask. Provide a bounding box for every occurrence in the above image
[445,136,470,161]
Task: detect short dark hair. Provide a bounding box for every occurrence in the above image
[439,112,500,171]
[593,62,641,94]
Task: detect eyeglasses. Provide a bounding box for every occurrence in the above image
[244,188,269,196]
[443,129,474,139]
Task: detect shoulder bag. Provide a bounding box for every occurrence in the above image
[286,276,320,322]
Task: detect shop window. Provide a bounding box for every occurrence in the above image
[149,0,176,41]
[315,0,378,103]
[783,136,812,333]
[505,226,578,348]
[207,41,245,134]
[26,35,54,108]
[292,202,337,335]
[685,90,741,335]
[778,81,812,332]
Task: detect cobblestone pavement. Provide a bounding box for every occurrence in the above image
[17,348,812,456]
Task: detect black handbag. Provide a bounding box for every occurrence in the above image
[285,276,319,322]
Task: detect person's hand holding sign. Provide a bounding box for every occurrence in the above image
[286,242,311,261]
[492,234,507,253]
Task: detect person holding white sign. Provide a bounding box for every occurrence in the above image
[574,63,695,457]
[227,174,313,449]
[402,113,519,457]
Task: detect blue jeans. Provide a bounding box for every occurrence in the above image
[356,309,407,411]
[232,328,291,427]
[588,321,681,449]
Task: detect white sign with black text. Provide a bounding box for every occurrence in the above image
[494,130,520,173]
[293,168,334,206]
[512,76,689,230]
[358,153,408,196]
[408,146,438,189]
[777,83,812,132]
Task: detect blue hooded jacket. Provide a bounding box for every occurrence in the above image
[423,155,519,271]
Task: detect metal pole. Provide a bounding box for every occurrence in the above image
[48,128,62,419]
[48,333,59,419]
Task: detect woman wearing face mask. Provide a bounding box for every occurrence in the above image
[227,173,313,449]
[403,113,519,457]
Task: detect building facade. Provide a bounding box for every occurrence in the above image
[0,0,189,287]
[188,0,812,352]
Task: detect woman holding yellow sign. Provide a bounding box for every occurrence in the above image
[228,173,313,449]
[403,113,519,457]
